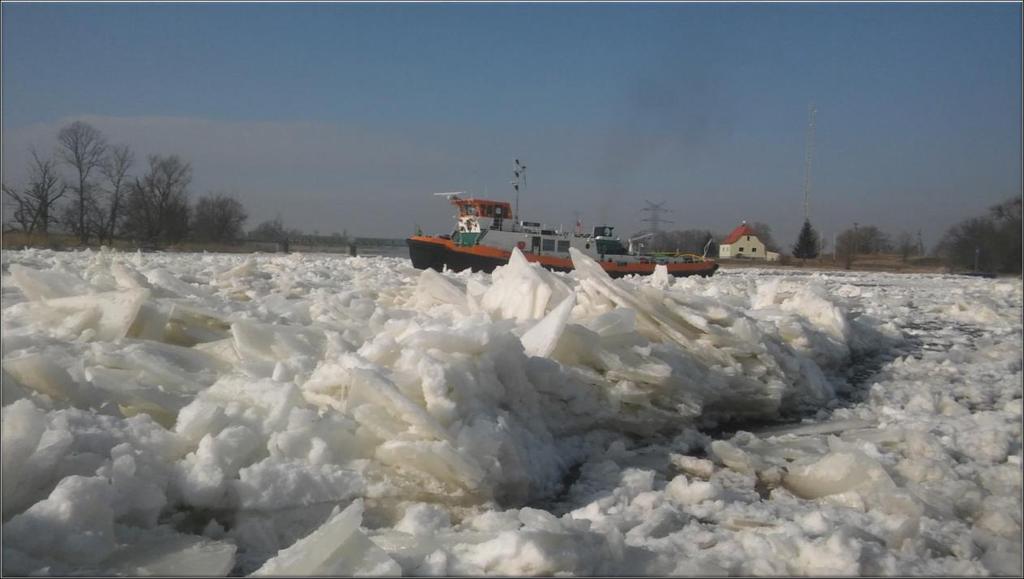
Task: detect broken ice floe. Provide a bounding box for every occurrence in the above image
[2,248,1018,576]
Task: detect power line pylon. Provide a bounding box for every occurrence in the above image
[641,200,674,233]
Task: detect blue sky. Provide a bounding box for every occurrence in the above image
[3,3,1021,247]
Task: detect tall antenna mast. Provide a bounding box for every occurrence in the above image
[641,200,674,233]
[803,103,817,221]
[512,159,526,229]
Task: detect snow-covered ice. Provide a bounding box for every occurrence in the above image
[1,247,1020,576]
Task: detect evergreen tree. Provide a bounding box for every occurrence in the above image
[792,219,820,259]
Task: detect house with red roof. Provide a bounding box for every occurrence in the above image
[719,221,779,261]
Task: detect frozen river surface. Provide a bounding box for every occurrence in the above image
[1,248,1020,576]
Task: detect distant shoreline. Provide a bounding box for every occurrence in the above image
[3,233,1016,277]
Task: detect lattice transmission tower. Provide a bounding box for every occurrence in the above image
[641,200,674,233]
[803,103,817,221]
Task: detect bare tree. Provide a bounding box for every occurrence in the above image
[836,228,858,269]
[2,183,34,233]
[896,231,918,262]
[92,144,134,244]
[2,150,67,237]
[936,197,1022,274]
[248,216,286,241]
[58,121,108,243]
[750,221,779,252]
[853,225,893,254]
[121,155,192,244]
[652,229,719,254]
[192,192,248,243]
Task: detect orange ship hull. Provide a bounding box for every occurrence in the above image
[407,236,718,278]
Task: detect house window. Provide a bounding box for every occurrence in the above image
[752,247,757,253]
[738,247,744,252]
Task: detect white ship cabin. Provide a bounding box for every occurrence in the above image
[447,197,628,258]
[718,221,780,261]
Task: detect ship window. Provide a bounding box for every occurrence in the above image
[542,239,555,252]
[585,243,590,249]
[557,240,570,253]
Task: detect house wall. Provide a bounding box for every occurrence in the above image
[720,235,768,259]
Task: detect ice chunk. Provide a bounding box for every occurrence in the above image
[377,440,486,492]
[110,261,152,290]
[104,526,236,576]
[1,352,118,411]
[665,474,720,505]
[710,440,769,475]
[41,289,151,341]
[396,503,452,536]
[791,529,864,575]
[85,366,189,426]
[670,454,715,479]
[232,459,364,510]
[92,340,228,391]
[144,268,214,299]
[783,449,894,499]
[128,301,172,341]
[327,362,450,441]
[757,418,876,438]
[215,257,257,282]
[413,267,467,308]
[569,248,709,352]
[194,338,242,367]
[481,248,572,321]
[2,353,83,403]
[231,320,326,377]
[175,424,264,508]
[252,500,400,576]
[651,264,670,289]
[520,294,576,358]
[4,475,117,565]
[2,399,53,518]
[9,263,90,300]
[164,302,231,346]
[582,308,636,337]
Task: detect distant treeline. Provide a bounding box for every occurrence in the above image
[935,197,1022,274]
[647,197,1022,274]
[2,120,351,248]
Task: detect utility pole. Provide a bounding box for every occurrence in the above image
[803,103,817,221]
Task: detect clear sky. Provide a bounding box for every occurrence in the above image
[3,2,1021,248]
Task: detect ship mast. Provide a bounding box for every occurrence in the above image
[512,159,526,231]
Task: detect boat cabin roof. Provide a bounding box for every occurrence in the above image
[452,198,512,218]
